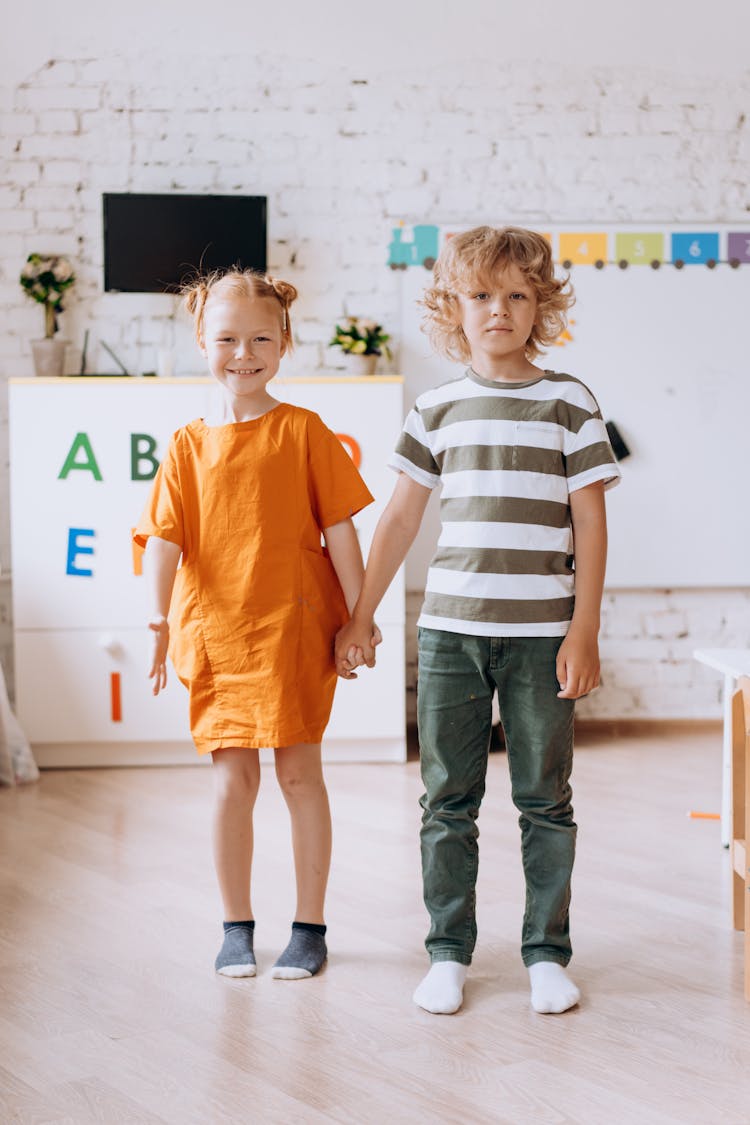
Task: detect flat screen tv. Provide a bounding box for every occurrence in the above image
[103,193,267,292]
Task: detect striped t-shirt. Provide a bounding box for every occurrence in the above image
[390,368,621,637]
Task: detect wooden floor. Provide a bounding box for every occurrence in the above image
[1,725,749,1124]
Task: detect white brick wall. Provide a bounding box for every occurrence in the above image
[1,51,749,717]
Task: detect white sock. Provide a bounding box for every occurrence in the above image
[413,961,467,1015]
[528,961,580,1014]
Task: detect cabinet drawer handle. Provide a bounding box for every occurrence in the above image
[99,635,122,657]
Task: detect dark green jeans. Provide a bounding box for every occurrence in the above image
[417,628,576,968]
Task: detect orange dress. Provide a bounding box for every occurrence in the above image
[134,404,374,753]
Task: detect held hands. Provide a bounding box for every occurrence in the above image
[556,627,600,700]
[334,619,382,680]
[148,615,170,696]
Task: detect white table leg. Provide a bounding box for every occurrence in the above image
[721,673,735,848]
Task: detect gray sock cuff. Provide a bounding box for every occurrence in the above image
[292,921,326,937]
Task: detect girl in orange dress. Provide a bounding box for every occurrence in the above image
[134,269,376,980]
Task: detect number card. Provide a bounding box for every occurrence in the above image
[558,232,608,265]
[670,232,719,265]
[727,232,750,264]
[615,232,664,264]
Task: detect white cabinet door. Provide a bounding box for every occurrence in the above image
[14,628,190,743]
[10,378,406,628]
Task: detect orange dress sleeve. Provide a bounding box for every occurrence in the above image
[133,433,185,550]
[306,413,374,529]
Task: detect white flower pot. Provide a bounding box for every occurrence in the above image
[344,353,378,376]
[31,337,66,378]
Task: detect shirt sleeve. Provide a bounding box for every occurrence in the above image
[563,386,622,494]
[388,404,441,489]
[132,434,185,549]
[307,414,375,529]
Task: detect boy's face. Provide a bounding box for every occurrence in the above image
[456,263,538,375]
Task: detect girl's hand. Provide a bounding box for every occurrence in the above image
[148,616,170,695]
[556,628,600,699]
[335,619,382,679]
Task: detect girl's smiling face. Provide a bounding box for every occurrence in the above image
[200,295,285,401]
[456,263,539,380]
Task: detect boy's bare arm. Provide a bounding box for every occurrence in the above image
[557,481,607,699]
[144,536,181,695]
[335,473,431,671]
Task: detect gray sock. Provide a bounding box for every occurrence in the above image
[215,921,256,977]
[271,923,327,980]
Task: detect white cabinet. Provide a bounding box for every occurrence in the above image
[14,628,190,741]
[10,376,406,766]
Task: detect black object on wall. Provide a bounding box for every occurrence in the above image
[605,420,631,461]
[103,193,267,293]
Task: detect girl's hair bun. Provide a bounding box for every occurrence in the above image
[267,276,298,308]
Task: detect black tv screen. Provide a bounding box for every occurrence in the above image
[103,193,267,292]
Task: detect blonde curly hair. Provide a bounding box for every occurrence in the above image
[421,226,573,362]
[182,268,298,352]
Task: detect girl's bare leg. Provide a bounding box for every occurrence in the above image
[274,742,331,923]
[211,746,261,920]
[271,742,331,978]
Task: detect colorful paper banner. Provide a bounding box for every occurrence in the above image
[558,233,608,266]
[615,232,664,264]
[727,232,750,264]
[670,232,719,265]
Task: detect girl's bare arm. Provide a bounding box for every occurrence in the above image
[143,536,181,695]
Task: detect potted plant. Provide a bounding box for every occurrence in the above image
[20,253,75,376]
[329,316,391,375]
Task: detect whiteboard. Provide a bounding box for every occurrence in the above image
[395,224,750,588]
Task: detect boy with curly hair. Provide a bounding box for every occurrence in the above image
[336,226,620,1015]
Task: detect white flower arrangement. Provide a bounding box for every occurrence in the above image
[329,315,391,358]
[20,253,76,338]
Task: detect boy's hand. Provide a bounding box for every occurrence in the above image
[335,620,382,679]
[556,627,600,699]
[338,645,364,680]
[148,616,169,695]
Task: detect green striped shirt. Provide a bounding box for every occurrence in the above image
[391,368,621,637]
